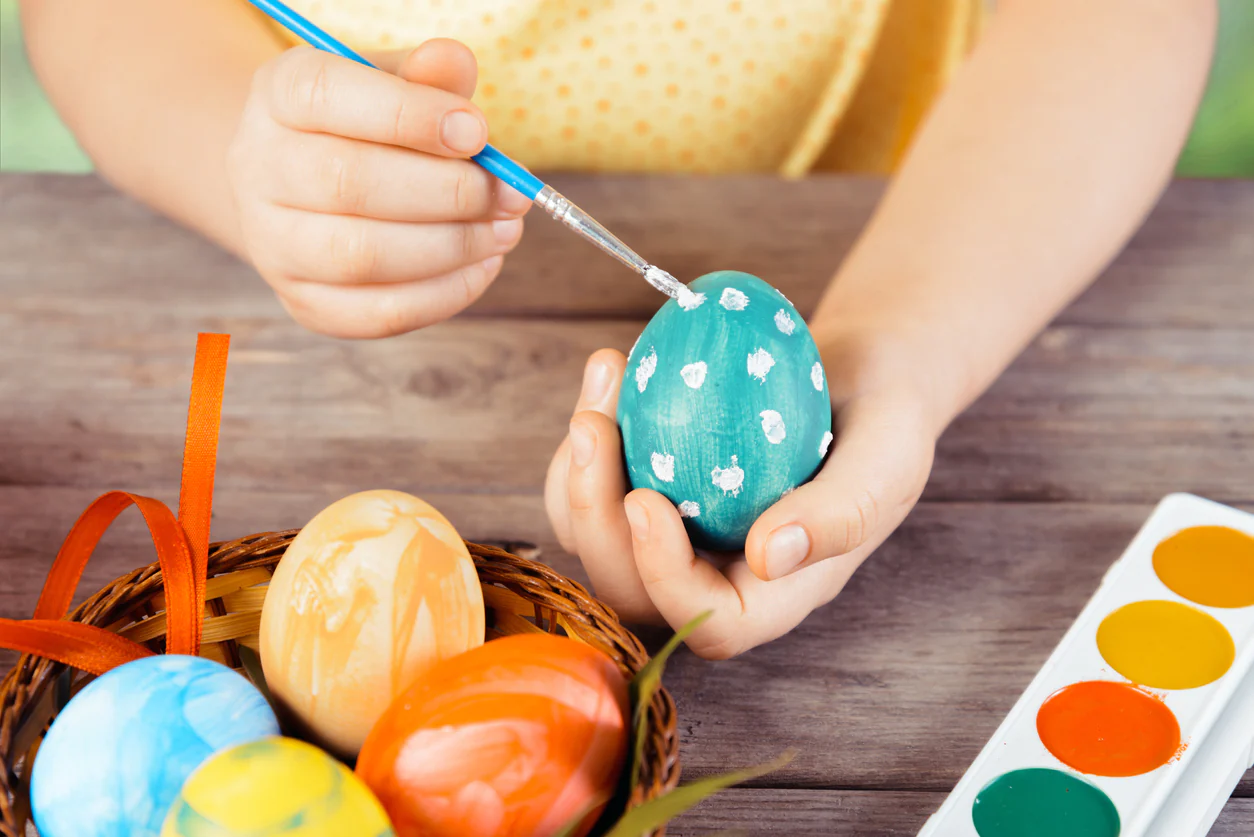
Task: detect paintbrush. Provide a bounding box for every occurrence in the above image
[247,0,687,301]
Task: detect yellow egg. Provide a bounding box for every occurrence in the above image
[259,490,485,757]
[161,737,394,836]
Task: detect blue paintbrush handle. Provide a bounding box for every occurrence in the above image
[248,0,545,199]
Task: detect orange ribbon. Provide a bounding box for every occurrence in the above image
[0,334,231,675]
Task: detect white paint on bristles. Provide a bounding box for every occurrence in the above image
[677,287,706,311]
[759,409,786,444]
[651,451,676,482]
[680,361,708,389]
[811,361,824,391]
[636,348,658,393]
[711,455,745,497]
[819,431,833,458]
[678,500,701,519]
[774,309,796,335]
[719,288,749,311]
[747,348,775,383]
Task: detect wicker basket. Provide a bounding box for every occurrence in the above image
[0,532,681,837]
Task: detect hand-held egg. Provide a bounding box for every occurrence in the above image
[356,633,629,837]
[31,655,280,837]
[618,271,833,551]
[260,490,486,757]
[160,737,395,837]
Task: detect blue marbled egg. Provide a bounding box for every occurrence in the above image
[618,270,833,551]
[31,654,280,837]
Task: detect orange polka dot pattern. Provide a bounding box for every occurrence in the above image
[265,0,983,175]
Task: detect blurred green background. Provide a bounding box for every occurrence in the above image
[1,0,1250,176]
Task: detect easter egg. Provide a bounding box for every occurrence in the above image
[161,737,395,837]
[356,633,629,837]
[260,489,485,757]
[618,270,833,551]
[31,655,280,837]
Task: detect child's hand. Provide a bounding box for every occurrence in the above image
[228,40,530,338]
[544,343,937,659]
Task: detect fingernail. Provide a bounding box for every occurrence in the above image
[441,110,486,154]
[582,359,612,405]
[764,525,810,579]
[493,218,524,247]
[499,184,534,216]
[624,500,650,541]
[569,420,595,468]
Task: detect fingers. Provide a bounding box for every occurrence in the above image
[398,39,479,99]
[263,47,488,157]
[267,132,525,222]
[745,391,936,581]
[553,351,660,623]
[251,205,522,285]
[274,255,504,338]
[625,489,849,659]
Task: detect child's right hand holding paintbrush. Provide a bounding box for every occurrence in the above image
[227,39,530,338]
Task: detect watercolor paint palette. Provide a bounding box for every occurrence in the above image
[919,493,1254,837]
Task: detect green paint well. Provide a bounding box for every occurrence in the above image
[972,768,1120,837]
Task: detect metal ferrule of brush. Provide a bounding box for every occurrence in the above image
[534,185,649,275]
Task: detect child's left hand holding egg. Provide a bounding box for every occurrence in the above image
[545,291,941,659]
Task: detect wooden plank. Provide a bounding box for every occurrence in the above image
[1,316,1251,504]
[4,489,1250,797]
[667,790,1254,836]
[2,174,1253,326]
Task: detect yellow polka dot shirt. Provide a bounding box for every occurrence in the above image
[261,0,985,175]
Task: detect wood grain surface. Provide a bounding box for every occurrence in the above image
[2,174,1252,833]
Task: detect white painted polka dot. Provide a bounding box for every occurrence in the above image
[819,431,833,458]
[711,455,744,497]
[811,361,824,391]
[680,361,708,389]
[774,309,796,335]
[636,348,658,393]
[677,287,706,311]
[719,288,749,311]
[651,451,675,482]
[678,500,701,519]
[747,348,775,382]
[759,409,786,444]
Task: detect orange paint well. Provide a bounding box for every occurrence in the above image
[1036,681,1181,777]
[1153,525,1254,608]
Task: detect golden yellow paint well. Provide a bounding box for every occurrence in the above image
[1153,526,1254,608]
[1096,600,1234,690]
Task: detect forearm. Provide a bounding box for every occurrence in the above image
[19,0,285,255]
[813,0,1216,434]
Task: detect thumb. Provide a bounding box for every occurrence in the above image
[745,391,936,581]
[395,38,479,99]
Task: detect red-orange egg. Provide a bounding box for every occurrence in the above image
[356,633,629,837]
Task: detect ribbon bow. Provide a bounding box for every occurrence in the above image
[0,334,231,674]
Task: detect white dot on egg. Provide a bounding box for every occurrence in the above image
[651,451,676,482]
[680,361,708,389]
[677,288,707,311]
[711,455,745,497]
[774,309,795,335]
[759,409,786,444]
[719,288,749,311]
[678,500,701,518]
[747,348,775,383]
[819,431,833,458]
[811,361,824,392]
[636,348,658,393]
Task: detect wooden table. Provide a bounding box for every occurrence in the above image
[2,173,1252,834]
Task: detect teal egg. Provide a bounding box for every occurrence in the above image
[618,271,833,551]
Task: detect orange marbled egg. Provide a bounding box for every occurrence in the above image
[259,490,485,758]
[357,633,629,837]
